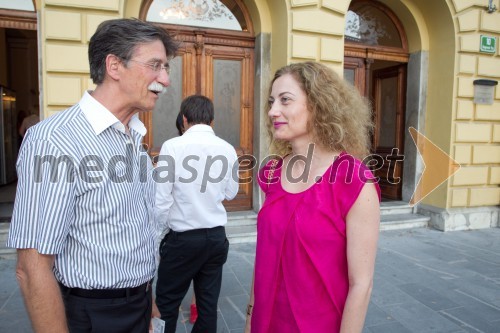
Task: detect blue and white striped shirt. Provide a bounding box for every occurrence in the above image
[7,91,156,289]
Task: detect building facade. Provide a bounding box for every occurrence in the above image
[0,0,499,230]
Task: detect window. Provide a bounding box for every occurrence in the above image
[345,3,402,48]
[146,0,244,31]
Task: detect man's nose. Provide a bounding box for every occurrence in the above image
[157,70,170,87]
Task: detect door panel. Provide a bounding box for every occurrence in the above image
[372,64,406,200]
[204,44,254,211]
[151,56,184,147]
[344,57,366,96]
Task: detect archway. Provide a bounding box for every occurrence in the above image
[140,0,256,211]
[344,0,409,200]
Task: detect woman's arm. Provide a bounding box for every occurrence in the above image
[340,183,380,333]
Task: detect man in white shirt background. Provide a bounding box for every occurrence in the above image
[155,95,239,333]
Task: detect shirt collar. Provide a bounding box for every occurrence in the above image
[184,124,214,135]
[79,91,147,136]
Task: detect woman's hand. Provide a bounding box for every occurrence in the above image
[244,304,253,333]
[244,314,251,333]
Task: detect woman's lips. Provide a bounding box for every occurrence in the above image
[273,122,286,129]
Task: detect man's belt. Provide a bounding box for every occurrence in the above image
[58,280,152,299]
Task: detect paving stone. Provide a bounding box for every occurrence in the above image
[364,302,395,327]
[398,283,460,311]
[366,321,413,333]
[440,306,500,333]
[1,229,500,333]
[370,282,415,307]
[220,270,247,298]
[384,300,462,332]
[218,294,247,330]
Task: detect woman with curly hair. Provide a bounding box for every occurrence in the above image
[245,62,380,333]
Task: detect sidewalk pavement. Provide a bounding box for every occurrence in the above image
[1,228,500,333]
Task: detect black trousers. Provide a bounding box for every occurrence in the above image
[156,226,229,333]
[62,287,152,333]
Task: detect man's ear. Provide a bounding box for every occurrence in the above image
[106,54,122,81]
[183,115,188,128]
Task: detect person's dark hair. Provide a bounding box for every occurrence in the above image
[88,18,178,84]
[175,110,184,136]
[181,95,214,126]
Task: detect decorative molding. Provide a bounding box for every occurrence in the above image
[177,34,255,48]
[0,9,36,30]
[345,44,409,63]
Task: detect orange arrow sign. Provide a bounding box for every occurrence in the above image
[409,127,461,206]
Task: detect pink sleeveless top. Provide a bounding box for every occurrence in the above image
[252,153,380,333]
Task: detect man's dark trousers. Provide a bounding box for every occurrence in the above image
[61,285,152,332]
[156,226,229,333]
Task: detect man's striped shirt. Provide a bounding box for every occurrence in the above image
[7,91,156,289]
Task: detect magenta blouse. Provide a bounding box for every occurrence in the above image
[252,153,381,333]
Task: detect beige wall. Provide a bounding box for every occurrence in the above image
[448,0,500,208]
[40,0,120,117]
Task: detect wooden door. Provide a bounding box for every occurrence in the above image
[372,64,406,200]
[141,27,255,211]
[343,57,366,96]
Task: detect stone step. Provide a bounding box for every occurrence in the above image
[0,223,16,259]
[380,213,430,230]
[0,202,13,222]
[227,211,257,227]
[226,224,257,244]
[226,212,430,243]
[0,248,16,260]
[380,201,414,215]
[0,222,9,242]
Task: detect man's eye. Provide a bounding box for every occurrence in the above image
[152,62,161,71]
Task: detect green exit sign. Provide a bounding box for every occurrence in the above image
[480,35,496,53]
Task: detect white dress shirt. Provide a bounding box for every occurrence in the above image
[8,91,156,288]
[155,124,239,234]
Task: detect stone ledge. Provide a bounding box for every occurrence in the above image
[418,204,499,231]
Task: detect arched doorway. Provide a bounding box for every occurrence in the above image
[140,0,255,211]
[344,0,408,200]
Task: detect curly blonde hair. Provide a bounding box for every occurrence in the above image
[265,61,373,160]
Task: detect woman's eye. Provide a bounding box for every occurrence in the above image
[280,97,290,103]
[268,100,274,107]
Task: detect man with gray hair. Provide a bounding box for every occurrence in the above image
[7,18,177,332]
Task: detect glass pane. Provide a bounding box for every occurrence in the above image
[345,6,402,48]
[152,56,183,148]
[0,0,35,11]
[147,0,243,31]
[378,76,397,147]
[344,68,355,86]
[212,59,241,147]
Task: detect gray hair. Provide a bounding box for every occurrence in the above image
[88,18,178,84]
